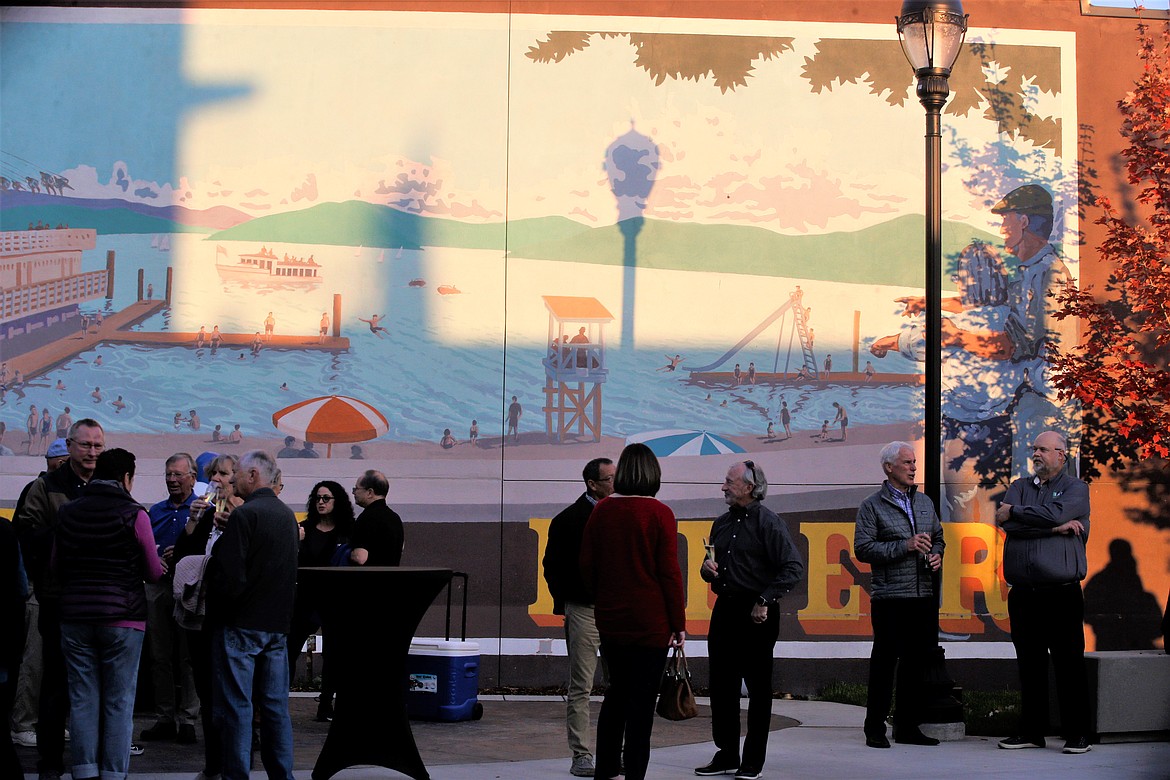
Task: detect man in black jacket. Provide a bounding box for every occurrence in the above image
[14,419,104,780]
[542,457,614,778]
[206,450,298,780]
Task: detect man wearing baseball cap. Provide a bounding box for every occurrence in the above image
[8,439,70,750]
[867,182,1078,523]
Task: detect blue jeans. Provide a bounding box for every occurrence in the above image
[211,625,295,780]
[60,623,145,780]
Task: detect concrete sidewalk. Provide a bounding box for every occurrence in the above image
[19,696,1170,779]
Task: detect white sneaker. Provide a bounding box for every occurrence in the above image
[63,728,70,742]
[10,730,37,747]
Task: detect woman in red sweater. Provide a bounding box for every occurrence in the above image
[580,442,686,780]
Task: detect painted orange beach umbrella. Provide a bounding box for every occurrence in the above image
[271,395,389,458]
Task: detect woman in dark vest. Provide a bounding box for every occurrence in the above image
[54,448,163,780]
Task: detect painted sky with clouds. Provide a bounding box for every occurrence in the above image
[1,8,1073,242]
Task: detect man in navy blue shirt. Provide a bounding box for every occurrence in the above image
[142,452,200,744]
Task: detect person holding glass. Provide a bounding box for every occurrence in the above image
[287,480,355,722]
[579,443,686,780]
[172,453,241,780]
[697,460,804,779]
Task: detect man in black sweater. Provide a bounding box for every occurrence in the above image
[349,470,404,566]
[206,450,298,780]
[542,457,615,778]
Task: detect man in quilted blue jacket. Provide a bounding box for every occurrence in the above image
[854,441,945,749]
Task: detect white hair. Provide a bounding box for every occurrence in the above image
[879,441,914,468]
[238,449,278,486]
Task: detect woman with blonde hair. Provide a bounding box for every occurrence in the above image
[173,453,241,780]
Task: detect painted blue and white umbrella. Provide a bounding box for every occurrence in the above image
[625,429,746,457]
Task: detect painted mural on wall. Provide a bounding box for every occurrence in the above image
[4,7,1135,654]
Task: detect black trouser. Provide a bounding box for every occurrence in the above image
[1,632,23,780]
[595,642,667,780]
[186,628,223,777]
[708,593,779,769]
[1,669,19,779]
[287,606,335,711]
[864,596,936,736]
[1008,583,1090,738]
[36,597,67,774]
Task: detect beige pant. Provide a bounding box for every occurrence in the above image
[564,602,602,758]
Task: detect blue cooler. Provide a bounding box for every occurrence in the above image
[406,639,483,721]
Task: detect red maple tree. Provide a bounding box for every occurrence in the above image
[1051,20,1170,474]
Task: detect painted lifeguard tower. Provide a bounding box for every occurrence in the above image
[541,295,613,443]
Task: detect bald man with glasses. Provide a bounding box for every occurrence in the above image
[695,461,803,780]
[350,470,403,566]
[995,430,1092,755]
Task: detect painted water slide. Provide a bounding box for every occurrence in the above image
[685,295,805,373]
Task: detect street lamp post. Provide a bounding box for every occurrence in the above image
[896,0,968,510]
[894,1,969,738]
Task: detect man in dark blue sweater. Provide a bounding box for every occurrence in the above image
[206,450,299,780]
[542,457,615,778]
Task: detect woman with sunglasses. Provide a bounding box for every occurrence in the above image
[287,480,354,722]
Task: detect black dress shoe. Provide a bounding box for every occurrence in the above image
[140,722,177,741]
[895,730,940,746]
[694,755,740,776]
[865,734,891,749]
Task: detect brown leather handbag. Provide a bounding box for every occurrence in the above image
[656,646,698,721]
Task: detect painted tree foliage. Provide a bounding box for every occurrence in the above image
[1051,22,1170,504]
[526,32,794,93]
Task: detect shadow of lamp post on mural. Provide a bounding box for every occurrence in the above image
[894,0,968,737]
[604,122,659,350]
[272,394,389,459]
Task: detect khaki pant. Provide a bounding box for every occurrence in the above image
[10,594,41,733]
[564,601,601,758]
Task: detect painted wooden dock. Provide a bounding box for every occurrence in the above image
[4,299,350,381]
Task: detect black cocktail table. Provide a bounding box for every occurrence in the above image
[299,566,454,780]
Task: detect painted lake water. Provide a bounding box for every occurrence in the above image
[3,233,923,443]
